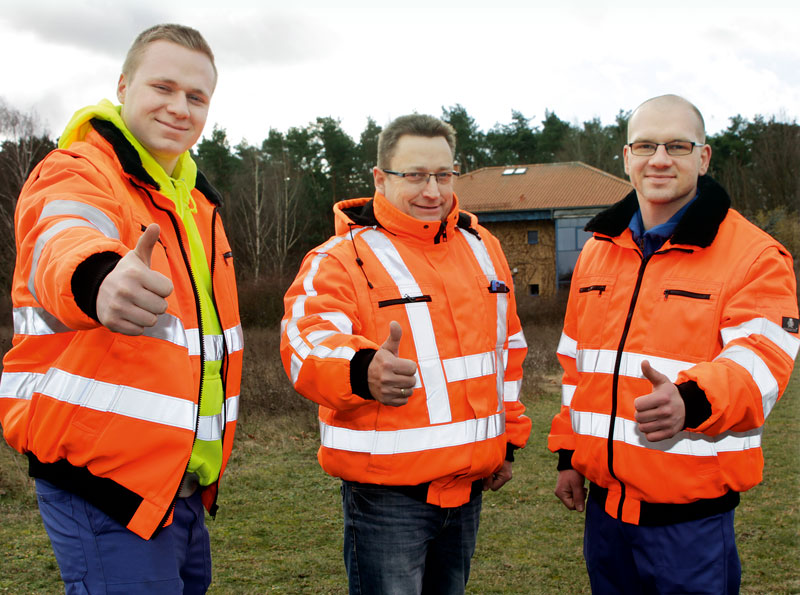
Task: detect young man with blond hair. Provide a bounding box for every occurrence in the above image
[0,24,242,593]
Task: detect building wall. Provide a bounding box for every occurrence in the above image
[482,220,556,297]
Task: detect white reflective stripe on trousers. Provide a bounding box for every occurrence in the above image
[0,369,196,430]
[361,229,450,424]
[570,409,762,456]
[721,317,800,360]
[461,230,508,413]
[319,411,506,455]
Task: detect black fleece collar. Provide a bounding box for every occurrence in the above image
[585,175,731,248]
[89,118,222,207]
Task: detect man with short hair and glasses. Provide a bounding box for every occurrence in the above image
[549,94,798,593]
[281,113,531,594]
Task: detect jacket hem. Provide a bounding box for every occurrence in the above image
[28,453,144,529]
[589,482,739,526]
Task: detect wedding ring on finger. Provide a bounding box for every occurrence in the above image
[400,388,407,397]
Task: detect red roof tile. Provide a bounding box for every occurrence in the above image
[454,162,632,213]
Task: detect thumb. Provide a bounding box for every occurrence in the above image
[133,223,160,268]
[641,360,669,387]
[380,321,403,356]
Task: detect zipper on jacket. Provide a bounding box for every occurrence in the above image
[434,220,448,244]
[133,180,207,529]
[608,253,651,520]
[207,206,229,518]
[378,295,432,308]
[579,285,607,295]
[663,289,711,300]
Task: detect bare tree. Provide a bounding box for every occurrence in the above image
[0,98,54,289]
[263,147,307,280]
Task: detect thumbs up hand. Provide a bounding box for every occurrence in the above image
[96,224,174,335]
[367,321,418,406]
[633,360,686,442]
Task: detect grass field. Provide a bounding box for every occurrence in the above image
[1,306,798,593]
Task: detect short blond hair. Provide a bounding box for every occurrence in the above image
[377,114,456,169]
[122,23,217,82]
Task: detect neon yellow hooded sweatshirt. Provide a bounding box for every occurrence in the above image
[60,100,224,485]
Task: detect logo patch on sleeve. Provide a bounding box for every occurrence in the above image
[783,317,799,333]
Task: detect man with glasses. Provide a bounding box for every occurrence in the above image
[281,114,530,593]
[549,94,798,593]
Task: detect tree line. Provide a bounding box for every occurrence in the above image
[1,98,798,295]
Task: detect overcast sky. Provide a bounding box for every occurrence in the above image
[1,0,798,146]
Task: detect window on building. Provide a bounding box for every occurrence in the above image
[556,216,593,288]
[527,230,539,245]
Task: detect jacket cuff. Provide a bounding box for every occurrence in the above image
[556,449,574,471]
[350,348,377,400]
[71,252,122,322]
[677,380,712,429]
[505,443,518,463]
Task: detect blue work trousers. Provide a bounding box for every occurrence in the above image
[35,478,212,594]
[584,495,741,594]
[342,480,482,595]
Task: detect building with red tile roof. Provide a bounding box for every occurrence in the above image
[454,162,632,296]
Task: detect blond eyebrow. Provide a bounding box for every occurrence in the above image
[149,76,211,98]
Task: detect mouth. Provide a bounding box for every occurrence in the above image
[156,119,189,132]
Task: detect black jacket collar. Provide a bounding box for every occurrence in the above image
[89,118,222,207]
[585,175,731,248]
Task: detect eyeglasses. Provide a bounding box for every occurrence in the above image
[382,169,460,185]
[627,141,705,156]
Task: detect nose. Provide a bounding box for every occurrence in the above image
[167,93,190,118]
[649,144,673,166]
[421,174,441,197]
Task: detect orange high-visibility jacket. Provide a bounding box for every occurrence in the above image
[0,119,242,539]
[281,193,531,507]
[548,176,799,525]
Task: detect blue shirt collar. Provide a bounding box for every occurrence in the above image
[629,193,698,256]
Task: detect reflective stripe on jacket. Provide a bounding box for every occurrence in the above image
[281,193,530,507]
[0,121,242,539]
[548,176,799,525]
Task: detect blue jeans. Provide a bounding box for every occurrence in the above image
[35,478,212,594]
[584,495,741,594]
[342,481,482,595]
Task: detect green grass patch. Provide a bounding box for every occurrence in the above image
[1,323,798,593]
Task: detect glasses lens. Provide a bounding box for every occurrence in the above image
[435,172,453,184]
[665,142,694,156]
[404,173,426,183]
[631,142,656,156]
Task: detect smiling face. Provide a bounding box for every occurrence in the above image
[623,97,712,229]
[117,39,216,175]
[373,134,455,221]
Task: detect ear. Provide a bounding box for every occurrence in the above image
[117,73,127,104]
[698,143,712,175]
[373,166,386,195]
[622,144,631,176]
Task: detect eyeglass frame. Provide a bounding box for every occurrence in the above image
[381,169,460,184]
[626,140,706,157]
